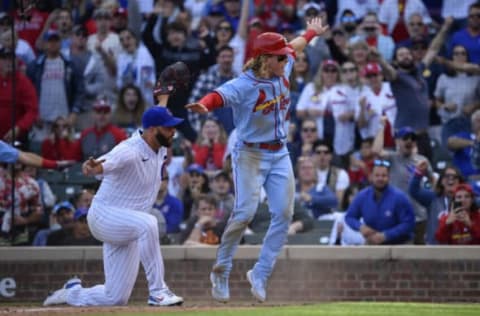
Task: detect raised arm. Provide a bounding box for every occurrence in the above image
[290,17,329,54]
[422,17,454,67]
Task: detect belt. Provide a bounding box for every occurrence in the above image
[243,141,284,151]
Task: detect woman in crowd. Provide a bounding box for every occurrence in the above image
[192,118,228,173]
[112,83,147,133]
[410,161,463,244]
[435,183,480,244]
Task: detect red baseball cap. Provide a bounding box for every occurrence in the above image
[321,59,339,69]
[454,183,474,196]
[362,62,382,76]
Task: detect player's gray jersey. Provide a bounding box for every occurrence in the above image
[93,133,167,213]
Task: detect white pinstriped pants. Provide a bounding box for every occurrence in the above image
[66,201,166,306]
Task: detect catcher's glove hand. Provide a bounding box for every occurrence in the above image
[153,61,191,96]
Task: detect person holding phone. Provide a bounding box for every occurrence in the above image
[435,184,480,244]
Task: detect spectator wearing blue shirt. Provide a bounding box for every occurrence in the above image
[345,160,415,245]
[449,2,480,64]
[151,175,183,234]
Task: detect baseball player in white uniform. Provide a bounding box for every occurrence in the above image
[43,90,184,306]
[187,18,328,303]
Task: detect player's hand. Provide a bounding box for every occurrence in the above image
[56,160,76,169]
[306,17,329,36]
[415,159,429,175]
[185,103,209,114]
[82,157,105,176]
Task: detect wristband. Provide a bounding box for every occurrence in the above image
[41,159,58,169]
[302,29,317,43]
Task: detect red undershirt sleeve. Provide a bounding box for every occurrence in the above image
[199,92,224,111]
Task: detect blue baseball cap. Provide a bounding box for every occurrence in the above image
[74,207,88,220]
[187,163,205,175]
[395,126,417,139]
[142,107,183,129]
[53,201,75,215]
[44,29,60,41]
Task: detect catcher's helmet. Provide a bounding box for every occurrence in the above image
[252,32,294,58]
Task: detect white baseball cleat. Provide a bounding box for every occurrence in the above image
[43,277,81,306]
[148,288,184,306]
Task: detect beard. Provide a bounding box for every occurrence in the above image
[398,59,415,70]
[155,132,172,147]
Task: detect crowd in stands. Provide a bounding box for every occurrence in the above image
[1,0,480,247]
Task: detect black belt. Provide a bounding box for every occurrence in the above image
[243,141,284,151]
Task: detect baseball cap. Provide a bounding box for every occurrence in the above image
[454,183,474,196]
[44,29,60,41]
[74,207,88,221]
[395,126,417,139]
[279,22,295,33]
[142,107,184,129]
[362,62,382,76]
[93,8,112,19]
[53,201,75,215]
[114,7,128,17]
[187,163,205,175]
[321,59,339,70]
[303,2,325,16]
[248,17,263,28]
[92,98,112,112]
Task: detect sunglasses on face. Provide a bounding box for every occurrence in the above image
[453,51,467,56]
[323,67,338,73]
[469,13,480,19]
[315,149,330,155]
[402,134,416,141]
[217,26,232,32]
[94,107,111,114]
[409,22,424,27]
[277,55,288,62]
[444,174,459,180]
[366,73,379,78]
[373,159,391,168]
[302,127,317,133]
[342,67,357,73]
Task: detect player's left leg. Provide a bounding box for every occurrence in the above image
[248,150,294,301]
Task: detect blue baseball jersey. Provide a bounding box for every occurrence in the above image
[216,56,294,143]
[0,140,20,163]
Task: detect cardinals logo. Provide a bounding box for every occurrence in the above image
[252,89,267,112]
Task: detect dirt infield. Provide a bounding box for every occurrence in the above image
[0,301,293,316]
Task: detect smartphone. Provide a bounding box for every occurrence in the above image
[453,201,463,213]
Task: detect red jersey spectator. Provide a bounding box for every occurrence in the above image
[13,1,49,50]
[0,48,38,142]
[41,116,81,161]
[76,98,127,160]
[435,184,480,245]
[192,118,227,173]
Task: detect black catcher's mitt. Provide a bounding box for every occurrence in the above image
[153,61,191,96]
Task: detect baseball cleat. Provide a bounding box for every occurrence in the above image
[148,288,184,306]
[43,277,81,306]
[210,271,230,303]
[246,269,266,302]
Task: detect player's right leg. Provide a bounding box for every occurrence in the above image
[211,146,265,302]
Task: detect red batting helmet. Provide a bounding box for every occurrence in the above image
[252,32,294,58]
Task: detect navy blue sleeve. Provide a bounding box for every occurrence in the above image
[345,192,364,231]
[408,173,435,208]
[383,193,415,243]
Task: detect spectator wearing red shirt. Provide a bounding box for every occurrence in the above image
[436,184,480,245]
[41,116,81,161]
[76,98,127,160]
[192,118,227,174]
[0,47,38,142]
[13,0,49,50]
[254,0,296,32]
